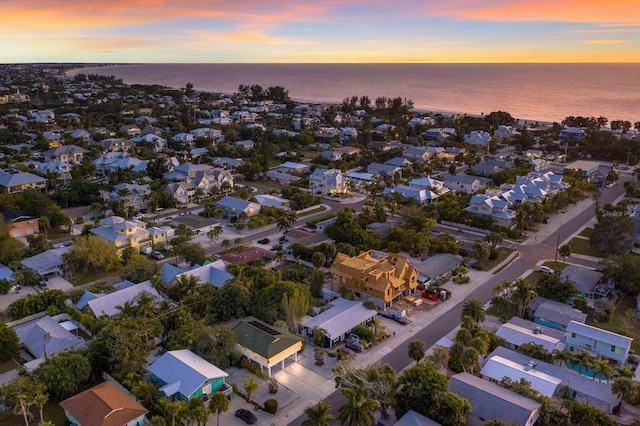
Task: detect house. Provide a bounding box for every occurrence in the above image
[309,168,348,196]
[402,146,431,162]
[148,349,231,401]
[90,216,166,256]
[495,317,566,353]
[560,265,606,299]
[443,147,464,161]
[100,138,134,152]
[44,145,89,165]
[385,157,412,168]
[173,260,233,289]
[133,133,167,153]
[560,127,587,140]
[254,194,289,210]
[220,246,276,268]
[60,381,148,426]
[216,196,260,218]
[21,246,71,278]
[367,163,402,180]
[70,129,92,143]
[11,313,86,370]
[566,320,632,365]
[394,410,441,426]
[464,131,492,147]
[439,173,483,193]
[449,372,541,426]
[494,125,520,140]
[234,139,255,150]
[277,161,311,175]
[301,298,378,348]
[413,253,460,285]
[105,183,151,212]
[482,346,619,414]
[165,182,193,205]
[532,298,587,331]
[383,185,439,204]
[0,169,47,193]
[265,170,302,184]
[465,194,516,228]
[329,250,418,309]
[42,131,62,147]
[119,124,142,136]
[231,317,303,377]
[0,263,14,283]
[407,177,449,195]
[345,171,374,187]
[211,157,243,171]
[2,210,39,238]
[472,159,513,177]
[563,160,601,177]
[86,281,161,318]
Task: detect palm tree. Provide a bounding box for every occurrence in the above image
[207,225,223,244]
[510,278,536,318]
[243,377,258,403]
[209,392,229,426]
[407,340,426,365]
[612,376,637,404]
[558,244,571,262]
[592,359,613,383]
[302,400,335,426]
[337,386,380,426]
[38,216,50,237]
[275,250,286,272]
[461,298,485,324]
[551,349,572,367]
[571,350,594,376]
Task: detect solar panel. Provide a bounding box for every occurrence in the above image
[248,320,280,336]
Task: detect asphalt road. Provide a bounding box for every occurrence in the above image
[287,182,625,426]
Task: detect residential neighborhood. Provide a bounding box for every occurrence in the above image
[0,64,640,426]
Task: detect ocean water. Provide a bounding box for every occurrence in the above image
[69,63,640,124]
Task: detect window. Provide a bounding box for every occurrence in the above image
[611,345,616,352]
[571,332,576,338]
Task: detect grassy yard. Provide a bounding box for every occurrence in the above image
[526,262,567,285]
[567,237,607,258]
[298,205,327,217]
[587,294,640,353]
[486,302,519,323]
[0,400,67,426]
[579,227,594,238]
[0,359,20,374]
[69,268,121,286]
[483,247,514,271]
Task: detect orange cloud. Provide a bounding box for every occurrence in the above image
[582,39,632,44]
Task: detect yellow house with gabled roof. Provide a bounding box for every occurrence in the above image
[329,250,418,309]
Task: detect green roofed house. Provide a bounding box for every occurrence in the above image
[231,316,303,377]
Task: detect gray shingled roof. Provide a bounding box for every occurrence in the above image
[449,372,541,426]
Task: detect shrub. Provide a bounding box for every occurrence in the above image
[264,399,278,414]
[268,378,279,394]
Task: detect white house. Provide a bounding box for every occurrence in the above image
[464,131,492,147]
[309,168,348,196]
[465,193,516,227]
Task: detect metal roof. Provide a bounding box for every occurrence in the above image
[566,321,632,350]
[480,355,562,397]
[302,298,378,340]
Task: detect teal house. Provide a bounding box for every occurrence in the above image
[148,349,231,401]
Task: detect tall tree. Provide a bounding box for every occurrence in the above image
[302,400,335,426]
[209,392,229,426]
[0,323,20,361]
[407,340,426,365]
[337,386,380,426]
[243,377,258,402]
[461,298,486,324]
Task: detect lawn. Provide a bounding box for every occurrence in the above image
[69,268,121,286]
[483,247,514,271]
[486,302,519,323]
[0,400,67,426]
[567,237,607,258]
[0,358,20,374]
[579,228,594,238]
[298,205,328,217]
[587,294,640,354]
[526,262,567,285]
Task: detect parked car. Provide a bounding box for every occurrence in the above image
[606,182,616,188]
[257,238,270,244]
[345,340,364,353]
[337,346,356,357]
[151,251,165,260]
[539,265,554,274]
[235,409,257,425]
[37,281,48,289]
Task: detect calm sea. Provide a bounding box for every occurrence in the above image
[69,63,640,124]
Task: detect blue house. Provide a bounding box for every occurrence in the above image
[148,349,231,401]
[533,299,587,331]
[566,321,632,365]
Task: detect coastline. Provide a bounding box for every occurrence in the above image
[64,63,627,125]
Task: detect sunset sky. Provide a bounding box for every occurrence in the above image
[2,0,639,63]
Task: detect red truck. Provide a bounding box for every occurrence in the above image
[422,289,439,301]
